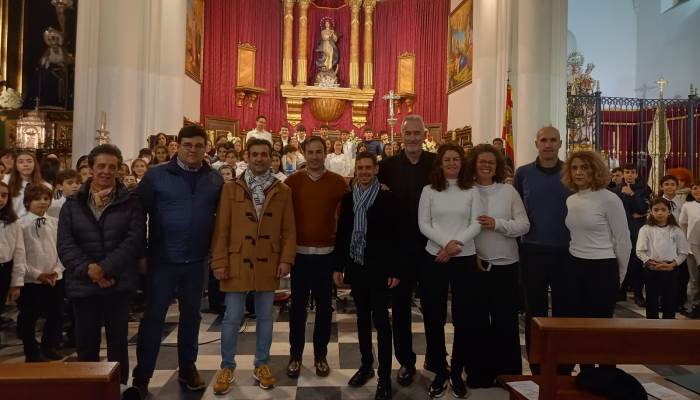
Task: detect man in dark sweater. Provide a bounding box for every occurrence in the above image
[363,128,384,156]
[612,163,651,306]
[377,115,436,387]
[132,126,224,397]
[513,126,571,373]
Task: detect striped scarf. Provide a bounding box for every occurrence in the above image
[244,169,276,217]
[350,178,380,265]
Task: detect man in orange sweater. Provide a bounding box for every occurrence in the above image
[284,136,349,379]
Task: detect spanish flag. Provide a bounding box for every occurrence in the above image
[501,78,515,162]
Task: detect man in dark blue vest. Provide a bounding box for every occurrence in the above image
[132,125,224,397]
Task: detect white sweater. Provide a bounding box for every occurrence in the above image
[679,201,700,246]
[46,195,66,219]
[325,153,353,177]
[474,183,530,265]
[418,180,482,257]
[565,188,632,281]
[663,194,684,221]
[0,221,26,266]
[636,224,689,265]
[245,129,272,145]
[11,213,64,287]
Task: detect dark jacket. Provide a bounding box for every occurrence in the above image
[377,150,436,279]
[612,177,651,240]
[57,180,146,298]
[138,157,223,265]
[333,188,401,288]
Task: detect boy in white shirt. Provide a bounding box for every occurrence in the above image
[47,169,81,219]
[9,184,65,362]
[679,180,700,316]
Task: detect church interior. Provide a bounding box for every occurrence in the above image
[1,0,700,399]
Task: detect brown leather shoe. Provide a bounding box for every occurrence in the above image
[178,364,206,391]
[315,357,330,377]
[286,358,302,378]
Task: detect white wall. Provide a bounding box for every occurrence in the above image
[636,0,700,99]
[568,0,637,98]
[183,76,201,123]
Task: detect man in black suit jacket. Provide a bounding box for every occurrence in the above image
[333,152,400,400]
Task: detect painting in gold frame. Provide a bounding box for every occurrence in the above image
[447,0,473,94]
[185,0,204,83]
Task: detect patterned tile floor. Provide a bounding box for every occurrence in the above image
[1,292,699,399]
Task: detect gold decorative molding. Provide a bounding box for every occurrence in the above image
[235,42,265,107]
[297,0,311,85]
[348,0,362,88]
[362,0,376,89]
[281,85,375,128]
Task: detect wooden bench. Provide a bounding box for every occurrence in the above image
[0,362,120,400]
[499,317,700,400]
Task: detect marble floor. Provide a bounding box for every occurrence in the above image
[1,292,699,399]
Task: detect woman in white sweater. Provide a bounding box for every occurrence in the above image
[563,151,631,346]
[418,143,481,398]
[324,140,353,177]
[467,144,530,387]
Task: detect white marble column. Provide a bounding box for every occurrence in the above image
[73,0,187,160]
[512,0,568,164]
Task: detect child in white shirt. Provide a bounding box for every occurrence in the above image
[47,169,81,219]
[0,181,25,324]
[9,184,65,362]
[679,180,700,316]
[636,197,689,319]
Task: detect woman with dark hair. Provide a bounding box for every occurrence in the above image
[418,143,481,398]
[40,157,62,188]
[155,132,168,147]
[1,149,16,178]
[75,155,89,171]
[272,139,284,154]
[467,144,530,386]
[562,151,631,370]
[2,152,52,217]
[138,148,154,165]
[150,145,170,166]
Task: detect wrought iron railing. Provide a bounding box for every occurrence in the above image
[567,92,699,179]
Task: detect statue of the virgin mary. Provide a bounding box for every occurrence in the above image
[314,18,340,86]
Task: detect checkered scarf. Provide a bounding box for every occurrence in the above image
[244,169,276,217]
[350,178,380,265]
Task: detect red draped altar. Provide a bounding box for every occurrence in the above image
[202,0,448,134]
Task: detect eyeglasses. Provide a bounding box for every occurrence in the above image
[180,143,206,151]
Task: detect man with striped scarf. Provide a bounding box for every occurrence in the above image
[333,152,401,400]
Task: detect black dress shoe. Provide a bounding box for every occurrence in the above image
[428,373,448,398]
[375,378,392,400]
[396,365,416,386]
[349,367,375,387]
[41,348,64,361]
[449,373,468,398]
[286,358,302,378]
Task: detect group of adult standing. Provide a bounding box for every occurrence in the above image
[53,116,634,400]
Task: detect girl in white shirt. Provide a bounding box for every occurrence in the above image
[2,152,52,218]
[271,152,287,182]
[679,180,700,315]
[563,152,631,335]
[9,184,64,362]
[324,140,353,177]
[636,197,689,319]
[469,145,530,384]
[0,181,26,323]
[418,143,481,398]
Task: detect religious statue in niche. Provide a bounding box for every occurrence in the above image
[566,51,596,147]
[314,18,340,87]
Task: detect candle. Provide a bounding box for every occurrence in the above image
[100,111,106,130]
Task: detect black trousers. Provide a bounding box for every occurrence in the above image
[566,255,619,372]
[73,292,131,384]
[16,281,64,359]
[207,268,225,312]
[520,244,569,372]
[676,261,689,310]
[289,253,334,359]
[0,261,11,316]
[622,249,645,295]
[391,274,417,368]
[420,253,472,374]
[469,262,522,383]
[644,267,678,319]
[352,284,392,378]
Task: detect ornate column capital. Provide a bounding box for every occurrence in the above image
[362,0,376,13]
[348,0,363,9]
[298,0,311,9]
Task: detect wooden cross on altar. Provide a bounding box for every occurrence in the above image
[657,77,668,98]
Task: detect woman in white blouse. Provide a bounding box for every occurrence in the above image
[563,151,631,338]
[324,140,353,177]
[418,143,481,398]
[468,144,530,387]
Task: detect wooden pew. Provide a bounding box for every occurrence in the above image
[0,362,120,400]
[499,317,700,400]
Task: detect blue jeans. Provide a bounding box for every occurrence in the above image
[221,291,274,369]
[133,261,206,380]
